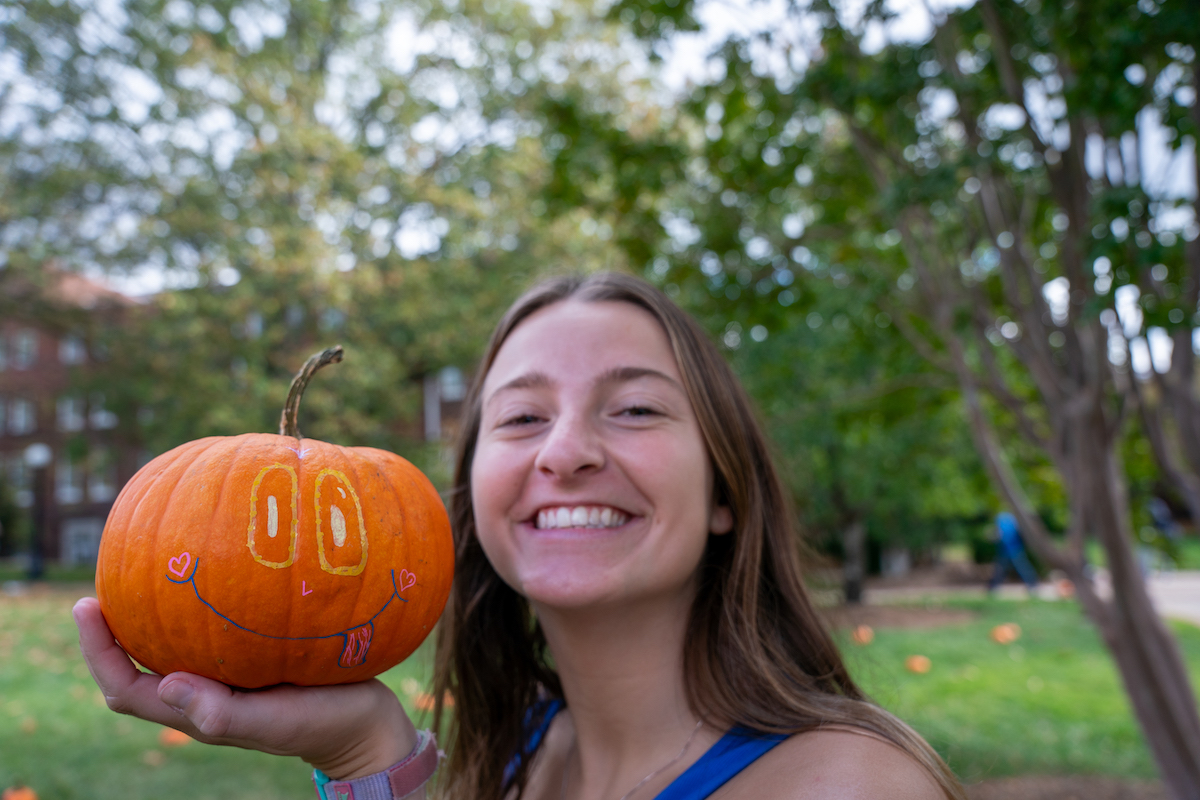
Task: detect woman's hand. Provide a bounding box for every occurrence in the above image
[73,597,417,779]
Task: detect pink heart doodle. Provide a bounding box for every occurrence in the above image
[397,569,416,593]
[167,552,192,579]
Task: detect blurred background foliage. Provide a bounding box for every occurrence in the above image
[0,0,1195,567]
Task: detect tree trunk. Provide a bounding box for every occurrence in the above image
[843,517,866,605]
[1133,380,1200,527]
[1072,418,1200,800]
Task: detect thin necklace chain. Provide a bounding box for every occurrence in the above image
[559,719,705,800]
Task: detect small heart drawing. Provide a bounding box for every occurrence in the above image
[398,569,417,592]
[167,552,192,579]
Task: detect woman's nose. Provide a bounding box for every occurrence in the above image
[533,412,604,480]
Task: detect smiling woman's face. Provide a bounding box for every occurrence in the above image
[471,299,733,610]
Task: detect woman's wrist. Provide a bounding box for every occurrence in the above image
[307,689,418,780]
[313,729,438,800]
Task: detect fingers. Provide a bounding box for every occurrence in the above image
[172,678,415,764]
[73,597,167,720]
[73,598,231,737]
[73,597,416,777]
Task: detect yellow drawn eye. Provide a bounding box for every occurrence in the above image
[315,468,368,576]
[247,464,299,569]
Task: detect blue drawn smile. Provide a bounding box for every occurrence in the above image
[166,557,410,668]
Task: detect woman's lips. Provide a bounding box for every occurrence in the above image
[534,505,630,530]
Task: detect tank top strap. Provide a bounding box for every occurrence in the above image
[504,698,566,786]
[655,727,788,800]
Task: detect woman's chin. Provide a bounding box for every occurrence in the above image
[516,568,629,611]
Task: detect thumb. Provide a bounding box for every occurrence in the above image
[157,673,239,741]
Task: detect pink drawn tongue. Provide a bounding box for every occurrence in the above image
[339,624,373,668]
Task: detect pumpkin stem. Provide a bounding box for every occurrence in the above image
[280,345,344,439]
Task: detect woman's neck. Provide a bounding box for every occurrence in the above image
[532,587,720,800]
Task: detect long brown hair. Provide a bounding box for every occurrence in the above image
[431,272,965,800]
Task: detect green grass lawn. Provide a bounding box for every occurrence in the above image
[0,584,436,799]
[836,598,1200,783]
[3,584,1198,798]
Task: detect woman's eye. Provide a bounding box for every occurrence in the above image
[619,406,658,418]
[501,413,542,426]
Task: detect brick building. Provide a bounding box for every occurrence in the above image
[0,273,142,564]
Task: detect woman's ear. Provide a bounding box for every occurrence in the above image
[709,504,733,535]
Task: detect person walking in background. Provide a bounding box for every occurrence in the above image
[988,511,1039,592]
[1148,496,1180,543]
[1141,496,1180,573]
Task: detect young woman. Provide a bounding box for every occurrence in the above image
[75,272,964,800]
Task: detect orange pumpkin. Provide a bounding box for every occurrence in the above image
[850,624,874,645]
[3,787,38,800]
[159,727,193,747]
[904,655,932,674]
[989,623,1021,645]
[97,347,454,688]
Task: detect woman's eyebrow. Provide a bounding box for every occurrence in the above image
[485,371,552,406]
[595,366,683,392]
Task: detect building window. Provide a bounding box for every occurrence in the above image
[88,447,117,503]
[8,398,36,435]
[438,366,467,402]
[62,517,105,565]
[57,396,86,432]
[13,329,37,369]
[89,393,118,430]
[423,373,441,441]
[59,334,87,365]
[56,454,84,505]
[3,456,32,508]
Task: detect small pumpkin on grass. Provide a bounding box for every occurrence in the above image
[989,623,1021,645]
[159,727,192,747]
[904,655,932,674]
[2,786,38,800]
[850,624,874,645]
[97,346,454,688]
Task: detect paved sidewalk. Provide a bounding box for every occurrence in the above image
[1146,570,1200,627]
[862,569,1200,629]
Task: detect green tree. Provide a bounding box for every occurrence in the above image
[732,275,989,602]
[1,0,638,463]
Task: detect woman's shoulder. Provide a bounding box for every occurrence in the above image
[719,725,948,800]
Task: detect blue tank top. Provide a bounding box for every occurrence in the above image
[507,699,788,800]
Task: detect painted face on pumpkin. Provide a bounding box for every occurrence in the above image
[470,299,733,611]
[99,436,453,688]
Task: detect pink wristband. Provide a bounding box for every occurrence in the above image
[314,730,439,800]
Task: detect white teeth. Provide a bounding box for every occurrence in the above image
[535,506,628,530]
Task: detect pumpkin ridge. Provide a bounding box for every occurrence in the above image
[125,438,216,531]
[143,440,216,675]
[208,434,257,682]
[164,436,242,677]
